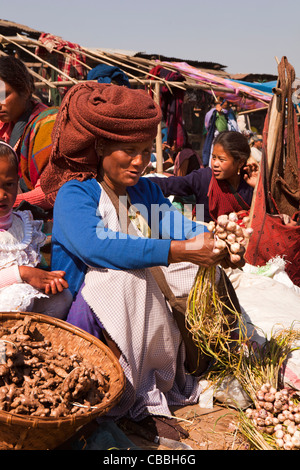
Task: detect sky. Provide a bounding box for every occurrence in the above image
[2,0,300,77]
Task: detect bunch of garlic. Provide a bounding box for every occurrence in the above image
[245,383,300,449]
[207,212,253,263]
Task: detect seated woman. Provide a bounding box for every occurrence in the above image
[150,131,258,223]
[42,82,244,440]
[0,141,72,317]
[0,55,58,213]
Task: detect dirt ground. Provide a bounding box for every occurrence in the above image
[120,404,250,451]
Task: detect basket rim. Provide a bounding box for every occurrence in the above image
[0,311,125,427]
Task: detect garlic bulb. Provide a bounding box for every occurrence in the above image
[207,212,254,265]
[245,383,300,449]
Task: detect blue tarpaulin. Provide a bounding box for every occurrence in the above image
[232,80,277,95]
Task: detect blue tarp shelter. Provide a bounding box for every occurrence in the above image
[232,80,277,95]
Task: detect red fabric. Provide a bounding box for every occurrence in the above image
[35,33,86,96]
[245,154,300,287]
[246,58,300,287]
[208,174,250,222]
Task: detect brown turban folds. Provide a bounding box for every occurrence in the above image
[40,82,162,205]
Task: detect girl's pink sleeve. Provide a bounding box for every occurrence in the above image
[0,265,22,288]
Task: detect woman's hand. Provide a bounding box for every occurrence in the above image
[168,231,227,268]
[18,267,69,295]
[243,162,259,188]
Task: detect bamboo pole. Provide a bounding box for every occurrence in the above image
[0,49,57,90]
[28,67,57,89]
[0,34,266,103]
[79,46,185,91]
[238,106,269,115]
[33,78,237,94]
[154,81,163,174]
[12,34,93,73]
[152,61,271,106]
[266,63,283,170]
[249,58,282,224]
[92,49,180,93]
[0,34,79,84]
[76,46,147,87]
[34,79,85,88]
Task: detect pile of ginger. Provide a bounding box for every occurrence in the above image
[0,316,111,418]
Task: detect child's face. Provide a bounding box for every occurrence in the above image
[211,143,244,181]
[0,156,18,216]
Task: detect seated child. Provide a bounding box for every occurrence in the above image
[0,141,72,317]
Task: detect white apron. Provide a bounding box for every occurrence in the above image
[82,184,202,420]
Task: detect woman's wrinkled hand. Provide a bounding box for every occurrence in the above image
[168,231,228,268]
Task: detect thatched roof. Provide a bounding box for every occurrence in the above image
[230,72,278,82]
[0,19,42,38]
[133,52,229,77]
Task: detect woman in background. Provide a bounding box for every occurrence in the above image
[0,55,58,212]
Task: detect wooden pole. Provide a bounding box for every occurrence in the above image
[154,81,163,174]
[238,106,269,115]
[249,58,282,224]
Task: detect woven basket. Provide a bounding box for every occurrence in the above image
[0,312,125,450]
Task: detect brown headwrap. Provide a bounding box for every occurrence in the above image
[40,82,162,205]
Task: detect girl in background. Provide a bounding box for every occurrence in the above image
[150,131,258,224]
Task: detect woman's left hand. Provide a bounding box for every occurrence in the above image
[168,232,227,268]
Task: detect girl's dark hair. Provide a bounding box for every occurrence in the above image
[0,142,19,173]
[0,56,35,97]
[213,131,250,162]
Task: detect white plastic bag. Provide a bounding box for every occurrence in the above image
[198,377,252,410]
[242,256,300,295]
[226,262,300,389]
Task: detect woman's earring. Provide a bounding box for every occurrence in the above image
[237,168,240,175]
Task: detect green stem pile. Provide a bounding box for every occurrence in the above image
[186,265,242,367]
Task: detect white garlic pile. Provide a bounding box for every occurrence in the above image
[245,382,300,450]
[207,212,253,263]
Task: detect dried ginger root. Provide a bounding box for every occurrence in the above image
[0,317,111,417]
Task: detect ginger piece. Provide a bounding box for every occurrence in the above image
[0,364,9,377]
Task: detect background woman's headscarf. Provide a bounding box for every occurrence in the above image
[40,82,162,205]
